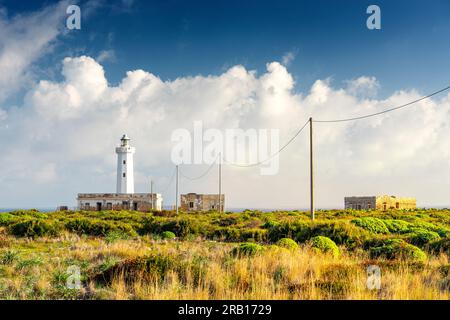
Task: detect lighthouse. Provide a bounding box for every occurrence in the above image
[115,134,135,194]
[76,134,163,211]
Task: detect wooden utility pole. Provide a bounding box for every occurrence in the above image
[309,117,315,220]
[218,153,222,213]
[175,165,179,214]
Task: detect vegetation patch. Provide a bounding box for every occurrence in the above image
[275,238,299,250]
[8,219,61,238]
[369,239,427,263]
[231,242,264,257]
[351,217,389,234]
[310,236,340,257]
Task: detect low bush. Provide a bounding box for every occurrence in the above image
[351,217,389,234]
[161,231,176,240]
[407,229,440,246]
[0,213,19,226]
[94,253,181,284]
[429,237,450,256]
[383,219,411,233]
[369,239,427,263]
[231,243,264,257]
[65,218,136,236]
[310,236,340,257]
[8,219,61,238]
[275,238,299,250]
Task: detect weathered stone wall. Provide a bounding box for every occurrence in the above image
[181,193,225,211]
[77,193,162,211]
[344,196,376,210]
[344,195,416,210]
[375,195,416,210]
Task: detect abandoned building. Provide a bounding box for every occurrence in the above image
[180,193,225,211]
[77,134,163,211]
[77,193,162,211]
[344,195,416,210]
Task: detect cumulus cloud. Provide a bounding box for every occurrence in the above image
[1,55,450,208]
[345,76,380,98]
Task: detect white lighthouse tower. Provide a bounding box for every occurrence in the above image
[115,134,135,194]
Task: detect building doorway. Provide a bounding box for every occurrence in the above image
[96,202,102,211]
[133,202,138,211]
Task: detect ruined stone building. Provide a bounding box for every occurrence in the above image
[181,193,225,212]
[344,195,416,210]
[77,135,163,211]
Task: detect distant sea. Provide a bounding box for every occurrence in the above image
[1,206,449,213]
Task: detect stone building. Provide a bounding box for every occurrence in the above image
[344,195,416,210]
[77,193,162,211]
[77,135,163,211]
[180,193,225,212]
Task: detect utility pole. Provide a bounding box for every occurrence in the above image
[150,179,154,210]
[175,165,179,214]
[309,117,315,220]
[218,152,222,213]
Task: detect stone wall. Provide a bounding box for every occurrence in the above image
[77,193,162,211]
[180,193,225,211]
[344,195,416,210]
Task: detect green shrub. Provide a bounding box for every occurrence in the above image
[370,239,427,263]
[407,229,440,246]
[65,218,136,236]
[276,238,299,250]
[383,219,411,233]
[310,236,340,257]
[161,231,176,240]
[105,230,132,243]
[429,237,450,256]
[231,243,264,257]
[351,217,389,234]
[0,213,19,226]
[8,219,61,238]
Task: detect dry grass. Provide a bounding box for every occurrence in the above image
[0,230,448,300]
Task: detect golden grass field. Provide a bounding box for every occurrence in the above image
[0,208,449,300]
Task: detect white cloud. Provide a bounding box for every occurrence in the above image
[0,0,68,103]
[281,51,296,66]
[1,55,450,208]
[345,76,380,98]
[96,49,116,63]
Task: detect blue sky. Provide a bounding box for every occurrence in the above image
[1,0,450,209]
[3,0,450,98]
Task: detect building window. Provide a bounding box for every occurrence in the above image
[84,203,90,210]
[367,203,371,209]
[123,160,126,165]
[189,202,194,208]
[123,172,126,178]
[106,203,112,210]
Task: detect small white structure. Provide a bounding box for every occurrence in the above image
[116,134,135,194]
[77,134,163,211]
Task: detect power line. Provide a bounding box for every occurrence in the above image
[179,158,218,180]
[224,119,310,167]
[313,86,450,123]
[160,167,177,194]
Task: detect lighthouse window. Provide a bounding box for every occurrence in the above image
[123,160,126,165]
[123,173,126,177]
